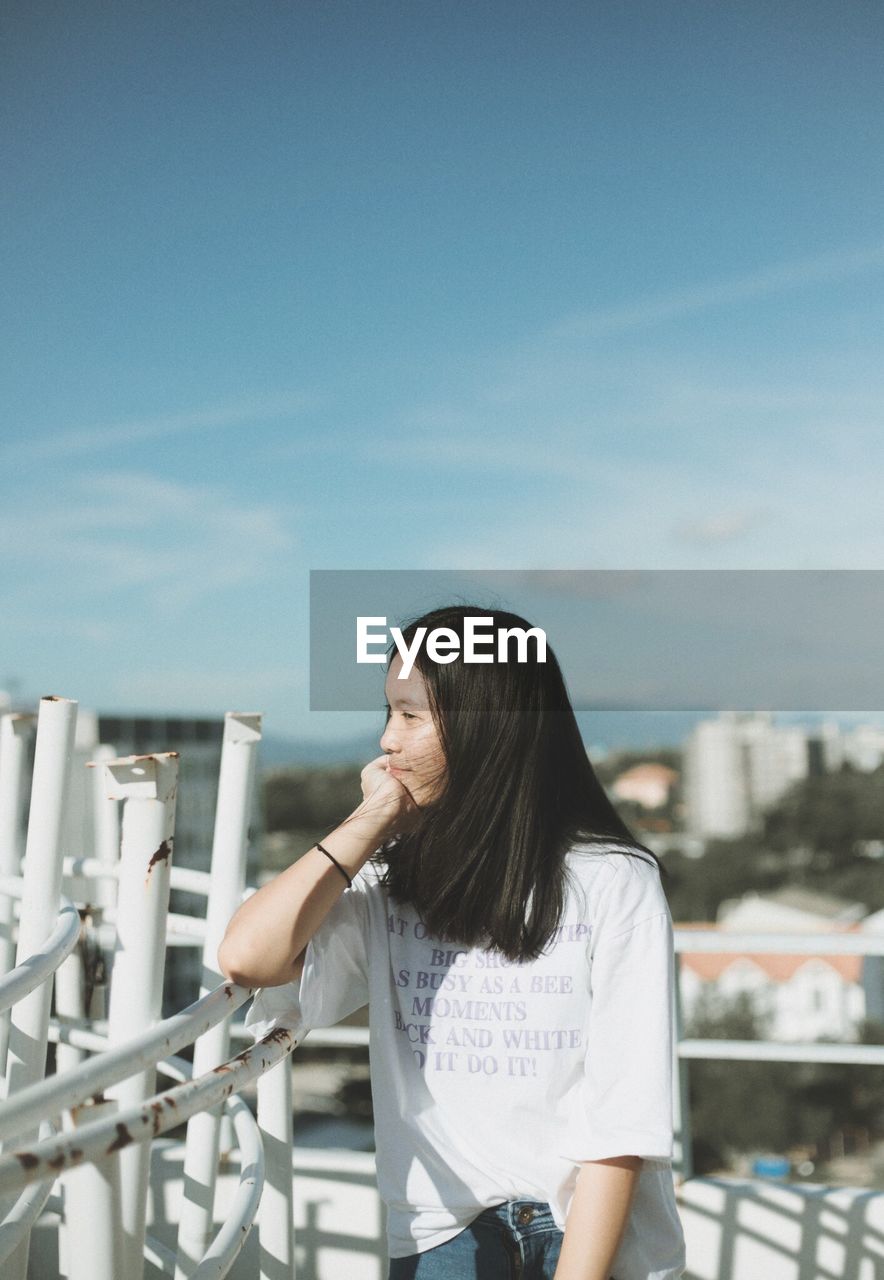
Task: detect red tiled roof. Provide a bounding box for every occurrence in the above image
[613,763,679,782]
[674,921,863,983]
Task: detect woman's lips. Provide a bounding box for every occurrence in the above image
[388,765,409,776]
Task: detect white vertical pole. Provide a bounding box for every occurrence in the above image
[54,911,87,1073]
[175,712,262,1279]
[91,743,120,915]
[672,954,693,1183]
[105,752,178,1280]
[60,1095,124,1280]
[257,1055,295,1280]
[0,712,37,1084]
[4,695,78,1280]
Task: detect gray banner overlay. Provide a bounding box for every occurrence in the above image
[309,570,884,712]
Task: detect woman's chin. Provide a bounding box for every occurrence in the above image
[411,784,445,808]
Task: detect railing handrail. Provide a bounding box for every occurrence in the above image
[0,894,81,1013]
[677,1038,884,1064]
[673,926,884,955]
[0,1022,296,1197]
[0,982,252,1146]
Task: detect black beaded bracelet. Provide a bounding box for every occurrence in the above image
[316,841,352,889]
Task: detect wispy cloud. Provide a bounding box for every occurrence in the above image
[367,246,884,489]
[5,391,318,463]
[421,444,884,572]
[373,429,579,478]
[671,507,772,547]
[551,241,884,339]
[0,469,296,613]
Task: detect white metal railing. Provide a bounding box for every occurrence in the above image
[671,925,884,1183]
[0,698,298,1280]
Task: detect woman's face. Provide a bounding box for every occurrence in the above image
[380,655,447,805]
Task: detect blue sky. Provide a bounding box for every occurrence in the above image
[2,1,883,744]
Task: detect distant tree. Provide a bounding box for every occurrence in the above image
[595,748,684,837]
[664,837,783,923]
[787,1018,884,1142]
[764,764,884,863]
[685,996,884,1174]
[663,765,884,922]
[686,993,795,1168]
[263,765,362,834]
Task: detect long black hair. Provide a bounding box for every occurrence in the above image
[372,604,665,962]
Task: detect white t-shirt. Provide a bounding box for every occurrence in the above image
[245,842,686,1279]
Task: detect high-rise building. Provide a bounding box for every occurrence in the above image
[683,712,810,840]
[683,713,753,839]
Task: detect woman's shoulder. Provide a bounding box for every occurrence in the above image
[565,840,668,932]
[336,858,390,924]
[566,838,660,881]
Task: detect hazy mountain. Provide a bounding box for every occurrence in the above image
[258,732,379,769]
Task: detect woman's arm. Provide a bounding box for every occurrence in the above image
[217,758,413,988]
[553,1157,642,1280]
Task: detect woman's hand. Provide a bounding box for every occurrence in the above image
[356,754,420,836]
[218,757,418,990]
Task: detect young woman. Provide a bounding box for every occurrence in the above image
[219,606,686,1280]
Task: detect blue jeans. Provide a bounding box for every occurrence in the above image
[387,1199,566,1279]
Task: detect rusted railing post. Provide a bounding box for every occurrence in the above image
[0,712,37,1085]
[3,695,77,1280]
[57,739,115,1076]
[175,712,262,1279]
[104,752,178,1280]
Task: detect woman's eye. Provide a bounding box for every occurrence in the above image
[402,711,417,721]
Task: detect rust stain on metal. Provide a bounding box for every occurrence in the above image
[107,1123,133,1153]
[265,1027,293,1045]
[42,694,63,702]
[16,1152,40,1171]
[150,1101,165,1136]
[70,1147,84,1162]
[48,1153,67,1171]
[71,1094,107,1129]
[146,838,174,876]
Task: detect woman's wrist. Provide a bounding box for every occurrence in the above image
[318,804,396,875]
[351,789,410,840]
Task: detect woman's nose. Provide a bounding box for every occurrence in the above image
[379,721,398,753]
